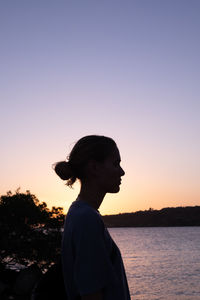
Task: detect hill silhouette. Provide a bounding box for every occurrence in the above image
[102,206,200,227]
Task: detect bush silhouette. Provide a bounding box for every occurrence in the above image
[0,189,64,271]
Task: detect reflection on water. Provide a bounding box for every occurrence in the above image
[109,227,200,300]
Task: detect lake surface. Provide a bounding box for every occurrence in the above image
[108,227,200,300]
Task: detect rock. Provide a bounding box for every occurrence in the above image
[0,279,9,295]
[13,265,42,295]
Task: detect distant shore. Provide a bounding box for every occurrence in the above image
[102,206,200,227]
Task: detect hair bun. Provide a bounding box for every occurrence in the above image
[54,161,73,180]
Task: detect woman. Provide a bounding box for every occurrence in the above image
[54,135,131,300]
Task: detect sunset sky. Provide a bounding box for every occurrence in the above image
[1,0,199,215]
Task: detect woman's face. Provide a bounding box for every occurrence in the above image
[97,147,125,193]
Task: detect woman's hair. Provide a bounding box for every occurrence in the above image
[53,135,117,187]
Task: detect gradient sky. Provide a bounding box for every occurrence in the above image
[1,0,200,215]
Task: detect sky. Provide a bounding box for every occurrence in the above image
[0,0,200,215]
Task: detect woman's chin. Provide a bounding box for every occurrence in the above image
[108,185,120,193]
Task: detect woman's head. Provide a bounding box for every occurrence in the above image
[54,135,119,188]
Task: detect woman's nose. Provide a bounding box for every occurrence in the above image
[120,166,125,176]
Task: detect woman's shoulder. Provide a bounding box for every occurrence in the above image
[66,200,103,228]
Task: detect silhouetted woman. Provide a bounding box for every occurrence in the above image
[54,135,131,300]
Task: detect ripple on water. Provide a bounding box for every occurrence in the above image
[109,227,200,300]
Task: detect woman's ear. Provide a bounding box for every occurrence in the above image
[87,159,102,177]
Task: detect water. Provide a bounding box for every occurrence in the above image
[108,227,200,300]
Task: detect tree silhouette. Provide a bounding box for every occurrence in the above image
[0,189,65,271]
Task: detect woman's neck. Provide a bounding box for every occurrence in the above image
[78,183,106,210]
